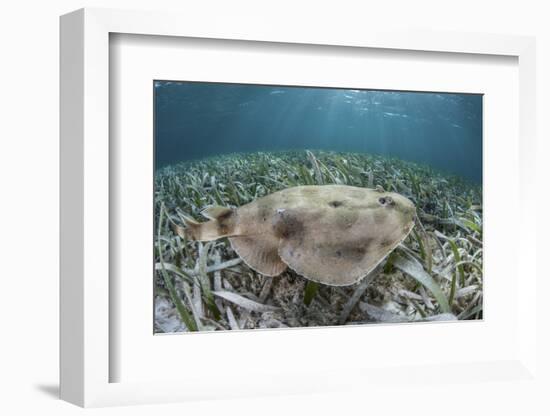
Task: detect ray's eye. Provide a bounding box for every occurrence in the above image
[378,196,394,206]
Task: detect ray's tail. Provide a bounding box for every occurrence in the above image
[173,206,237,242]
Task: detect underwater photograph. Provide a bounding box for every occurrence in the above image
[154,81,483,333]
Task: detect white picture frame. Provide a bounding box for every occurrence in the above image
[60,7,538,408]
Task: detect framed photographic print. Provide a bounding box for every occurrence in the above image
[60,7,538,408]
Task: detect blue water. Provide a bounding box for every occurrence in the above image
[154,81,482,182]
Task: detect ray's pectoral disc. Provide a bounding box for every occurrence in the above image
[178,185,416,286]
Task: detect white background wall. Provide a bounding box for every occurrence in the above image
[1,0,548,414]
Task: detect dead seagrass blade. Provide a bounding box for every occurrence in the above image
[176,185,416,286]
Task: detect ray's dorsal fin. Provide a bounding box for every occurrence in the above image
[201,205,234,220]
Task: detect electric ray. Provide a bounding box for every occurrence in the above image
[176,185,416,286]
